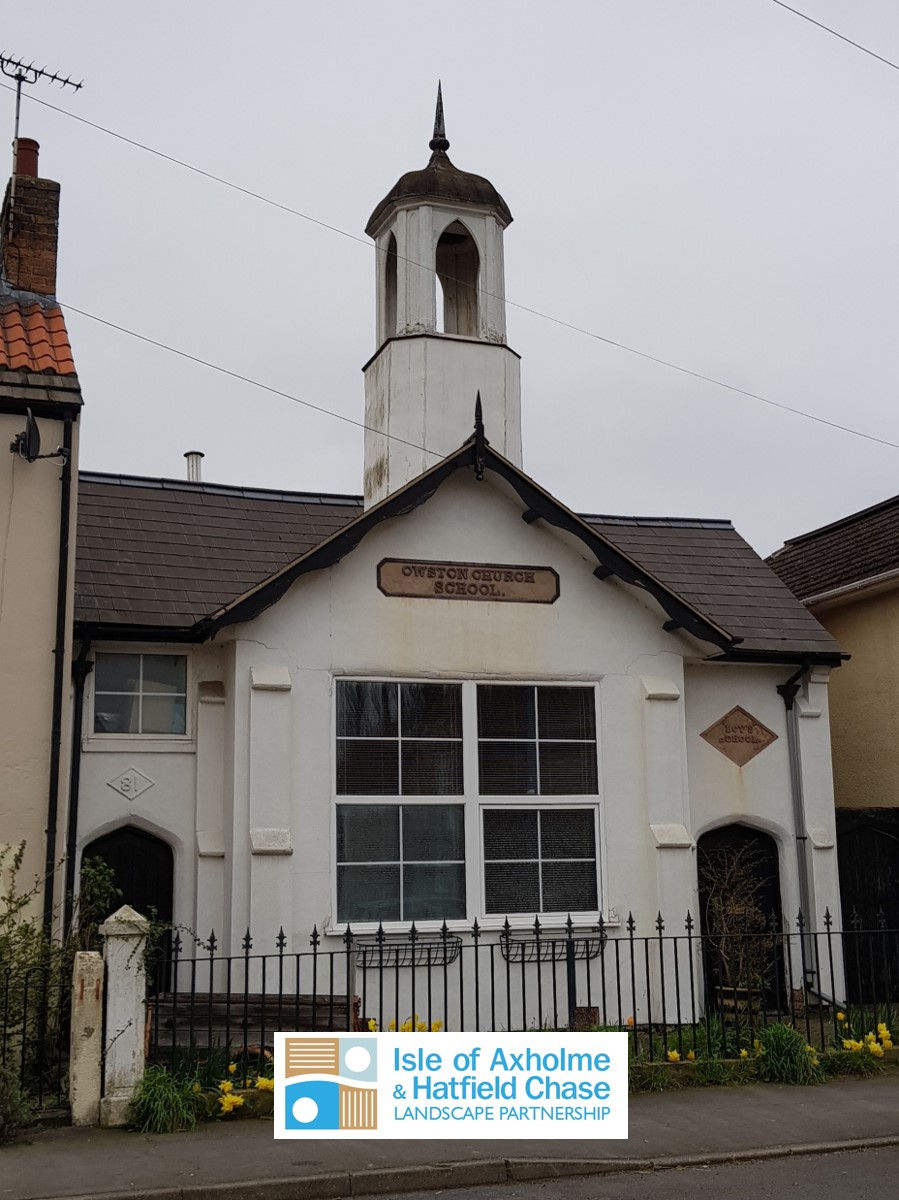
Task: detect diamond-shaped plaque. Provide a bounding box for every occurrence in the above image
[107,767,155,800]
[700,706,777,767]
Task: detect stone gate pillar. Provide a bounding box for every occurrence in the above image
[99,905,149,1127]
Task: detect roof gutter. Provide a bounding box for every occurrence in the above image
[802,566,899,610]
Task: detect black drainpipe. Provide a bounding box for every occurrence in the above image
[777,663,814,984]
[63,640,92,932]
[42,413,74,933]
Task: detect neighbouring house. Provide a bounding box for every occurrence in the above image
[0,102,848,1025]
[769,497,899,929]
[0,137,81,924]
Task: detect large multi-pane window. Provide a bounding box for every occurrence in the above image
[334,679,600,924]
[93,653,187,735]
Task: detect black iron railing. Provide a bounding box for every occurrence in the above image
[0,963,70,1109]
[144,909,899,1069]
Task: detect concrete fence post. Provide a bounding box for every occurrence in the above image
[99,904,150,1128]
[69,951,104,1126]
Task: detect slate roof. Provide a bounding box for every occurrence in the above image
[76,474,359,632]
[767,494,899,602]
[583,516,840,658]
[75,471,843,661]
[0,302,76,374]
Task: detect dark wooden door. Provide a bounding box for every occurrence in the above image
[82,827,174,992]
[837,810,899,1001]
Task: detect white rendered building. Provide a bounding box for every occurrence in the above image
[0,102,846,1024]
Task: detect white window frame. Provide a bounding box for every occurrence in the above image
[329,677,605,934]
[85,645,194,752]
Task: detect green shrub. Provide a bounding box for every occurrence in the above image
[755,1023,823,1086]
[128,1065,201,1134]
[0,1066,33,1143]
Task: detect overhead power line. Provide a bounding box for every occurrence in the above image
[61,298,899,454]
[769,1,899,73]
[59,301,436,456]
[4,80,899,453]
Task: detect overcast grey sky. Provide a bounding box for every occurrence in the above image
[4,1,899,554]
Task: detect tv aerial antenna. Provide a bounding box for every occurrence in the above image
[0,54,83,240]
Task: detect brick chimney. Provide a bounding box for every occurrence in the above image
[0,139,61,296]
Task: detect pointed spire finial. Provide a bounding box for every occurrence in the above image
[474,392,486,481]
[429,80,450,154]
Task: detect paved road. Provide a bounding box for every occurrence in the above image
[388,1147,897,1200]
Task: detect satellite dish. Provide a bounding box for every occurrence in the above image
[9,408,41,462]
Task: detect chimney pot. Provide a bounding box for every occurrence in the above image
[14,138,39,179]
[184,451,205,482]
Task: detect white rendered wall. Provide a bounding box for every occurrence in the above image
[684,662,841,927]
[363,335,521,505]
[76,641,228,939]
[0,412,79,918]
[219,474,735,953]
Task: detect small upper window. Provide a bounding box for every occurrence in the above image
[94,653,187,735]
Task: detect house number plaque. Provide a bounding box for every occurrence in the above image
[377,558,560,603]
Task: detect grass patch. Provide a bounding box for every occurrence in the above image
[629,1061,671,1093]
[128,1065,202,1134]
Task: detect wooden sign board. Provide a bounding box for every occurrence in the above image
[377,559,559,604]
[700,705,778,767]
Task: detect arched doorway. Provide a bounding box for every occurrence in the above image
[81,826,174,992]
[697,824,784,1012]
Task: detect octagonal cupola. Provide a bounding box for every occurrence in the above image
[362,86,522,507]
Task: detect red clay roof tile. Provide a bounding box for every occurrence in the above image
[0,302,76,374]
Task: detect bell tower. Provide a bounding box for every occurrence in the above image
[362,87,522,507]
